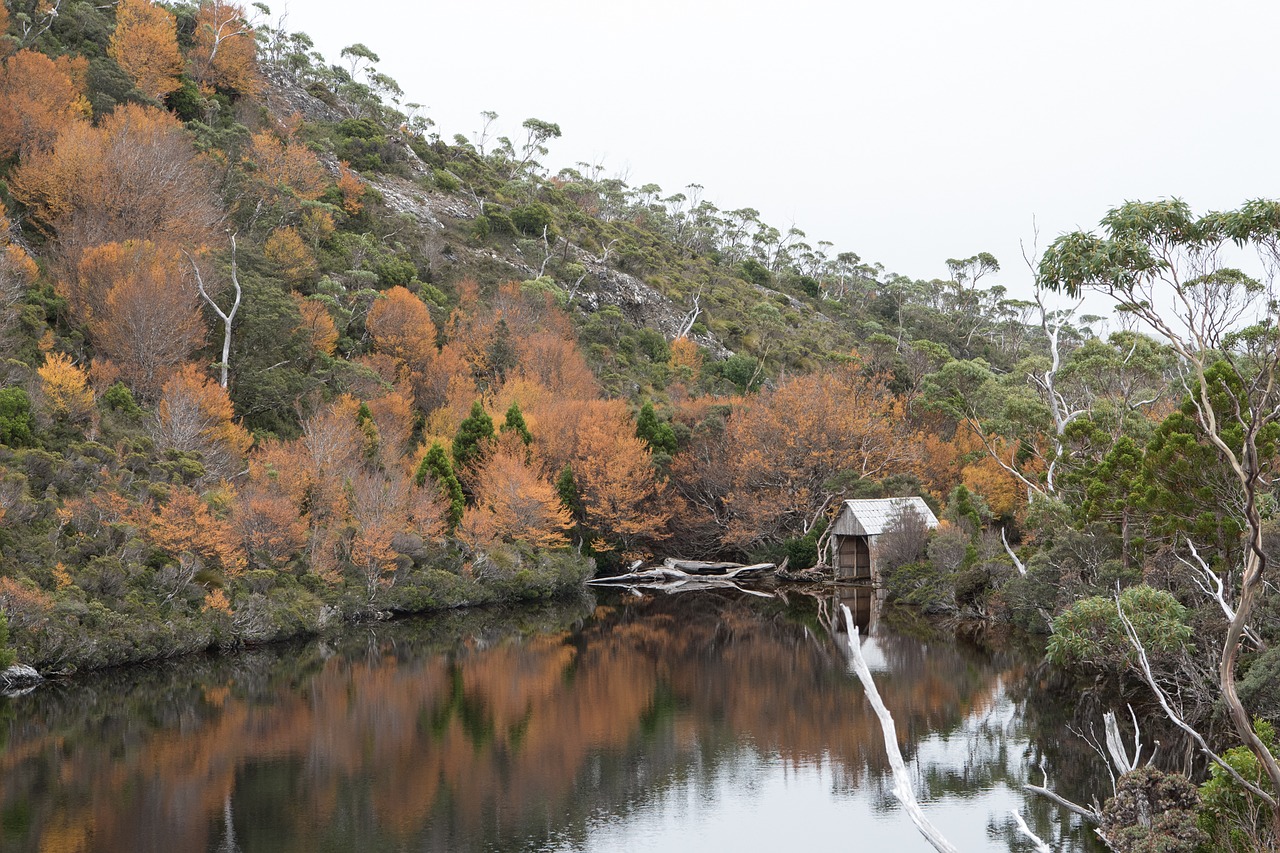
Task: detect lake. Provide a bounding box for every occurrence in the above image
[0,586,1108,852]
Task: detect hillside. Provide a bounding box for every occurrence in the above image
[0,0,1217,679]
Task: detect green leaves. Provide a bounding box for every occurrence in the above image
[1045,585,1193,674]
[416,442,464,533]
[452,401,495,471]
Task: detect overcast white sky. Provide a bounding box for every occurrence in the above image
[281,0,1280,306]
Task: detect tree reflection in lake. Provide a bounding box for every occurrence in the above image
[0,589,1107,852]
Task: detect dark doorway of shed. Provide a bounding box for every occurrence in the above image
[836,536,871,581]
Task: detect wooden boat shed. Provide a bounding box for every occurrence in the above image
[831,497,938,583]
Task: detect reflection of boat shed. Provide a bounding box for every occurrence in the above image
[831,497,938,583]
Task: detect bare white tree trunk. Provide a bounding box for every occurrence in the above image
[840,604,960,853]
[185,236,242,389]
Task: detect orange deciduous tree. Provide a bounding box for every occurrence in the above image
[0,49,89,159]
[693,363,919,551]
[458,442,571,552]
[347,468,445,599]
[264,226,316,285]
[516,330,599,400]
[367,285,442,409]
[367,286,436,366]
[336,160,364,214]
[140,486,244,575]
[78,241,206,397]
[153,364,253,479]
[668,336,703,383]
[37,352,95,423]
[366,390,416,465]
[292,294,338,356]
[188,0,259,94]
[961,446,1027,518]
[530,398,668,555]
[11,103,219,253]
[231,484,307,570]
[108,0,183,100]
[244,131,327,210]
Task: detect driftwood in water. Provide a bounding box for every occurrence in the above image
[662,558,748,574]
[587,562,776,587]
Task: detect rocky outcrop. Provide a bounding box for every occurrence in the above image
[258,70,734,359]
[259,67,345,124]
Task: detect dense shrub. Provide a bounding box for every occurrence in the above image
[1045,585,1193,674]
[1100,766,1205,853]
[0,388,34,447]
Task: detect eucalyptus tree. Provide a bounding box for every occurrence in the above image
[1040,198,1280,834]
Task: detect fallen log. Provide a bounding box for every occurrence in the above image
[588,562,775,586]
[661,558,745,574]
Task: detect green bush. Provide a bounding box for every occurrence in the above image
[1198,720,1277,853]
[0,387,34,447]
[718,354,762,392]
[882,560,956,613]
[1045,585,1193,674]
[433,168,460,192]
[509,202,553,237]
[0,611,14,669]
[101,382,141,416]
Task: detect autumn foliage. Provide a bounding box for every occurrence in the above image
[245,131,328,210]
[188,0,260,95]
[38,352,94,423]
[0,49,89,159]
[109,0,184,100]
[153,365,253,480]
[139,487,244,575]
[672,361,920,551]
[0,0,1032,662]
[459,441,572,551]
[77,241,205,398]
[11,103,218,251]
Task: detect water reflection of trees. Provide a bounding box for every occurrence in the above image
[0,590,1104,852]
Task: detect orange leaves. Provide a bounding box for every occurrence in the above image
[76,241,205,398]
[0,49,89,159]
[337,160,364,215]
[293,295,338,356]
[37,352,94,423]
[367,286,443,411]
[231,487,307,570]
[140,487,244,575]
[265,395,445,588]
[153,364,252,480]
[961,453,1025,518]
[189,0,259,95]
[264,226,317,285]
[245,131,327,207]
[11,103,218,250]
[367,286,437,369]
[109,0,183,100]
[459,444,571,551]
[668,336,702,383]
[527,397,668,555]
[715,364,919,549]
[516,330,599,400]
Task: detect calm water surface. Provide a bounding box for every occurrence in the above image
[0,588,1108,852]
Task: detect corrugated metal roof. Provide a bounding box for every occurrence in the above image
[832,497,939,537]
